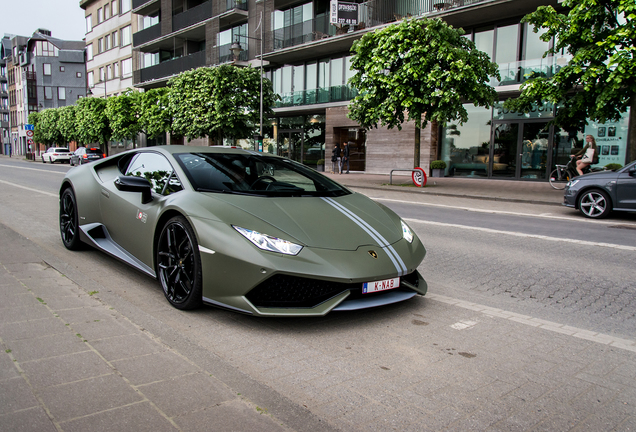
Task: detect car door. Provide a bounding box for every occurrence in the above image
[99,152,183,268]
[615,163,636,210]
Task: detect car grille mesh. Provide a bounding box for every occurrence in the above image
[246,271,420,309]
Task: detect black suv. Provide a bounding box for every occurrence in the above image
[70,147,105,166]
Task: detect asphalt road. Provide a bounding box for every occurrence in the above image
[1,157,635,431]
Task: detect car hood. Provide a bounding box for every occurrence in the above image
[203,192,402,251]
[577,170,619,181]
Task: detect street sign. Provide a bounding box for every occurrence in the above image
[26,130,34,137]
[27,139,34,145]
[25,124,34,131]
[412,168,427,187]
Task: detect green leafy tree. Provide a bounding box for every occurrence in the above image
[106,91,142,147]
[75,97,111,155]
[139,88,171,140]
[504,0,636,159]
[57,105,80,146]
[37,109,64,147]
[169,65,278,143]
[348,17,500,167]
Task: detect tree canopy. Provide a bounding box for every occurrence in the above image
[504,0,636,158]
[58,105,80,146]
[139,88,171,140]
[75,97,111,154]
[169,65,278,143]
[347,17,500,167]
[106,90,142,146]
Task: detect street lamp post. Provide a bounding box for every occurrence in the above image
[230,10,264,151]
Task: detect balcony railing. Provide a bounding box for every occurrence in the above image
[133,23,161,47]
[138,50,206,83]
[218,42,249,64]
[272,0,490,51]
[275,86,358,108]
[223,0,248,12]
[132,0,155,10]
[173,1,213,32]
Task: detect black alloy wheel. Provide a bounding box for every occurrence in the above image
[579,189,611,219]
[157,216,203,310]
[59,188,82,250]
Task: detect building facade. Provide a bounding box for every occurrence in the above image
[130,0,632,179]
[0,37,10,155]
[5,30,86,156]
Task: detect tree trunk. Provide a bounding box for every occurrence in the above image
[628,95,636,163]
[414,118,421,169]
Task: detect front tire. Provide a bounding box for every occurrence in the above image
[59,188,83,250]
[156,216,203,310]
[549,169,569,190]
[579,189,611,219]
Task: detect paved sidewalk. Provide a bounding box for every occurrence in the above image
[322,171,564,206]
[0,224,328,432]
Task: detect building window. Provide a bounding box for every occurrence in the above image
[43,63,52,75]
[99,67,105,82]
[97,7,103,23]
[105,35,111,51]
[107,64,112,80]
[104,4,110,20]
[86,43,93,61]
[44,87,53,99]
[76,72,82,78]
[35,41,58,57]
[121,58,132,77]
[58,87,66,100]
[114,62,119,77]
[112,31,118,48]
[86,15,92,33]
[112,0,118,16]
[121,25,131,46]
[98,38,104,53]
[59,66,65,72]
[121,0,130,13]
[88,71,94,87]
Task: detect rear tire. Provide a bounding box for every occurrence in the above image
[59,188,83,250]
[156,216,203,310]
[579,189,611,219]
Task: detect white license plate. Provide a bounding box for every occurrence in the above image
[362,277,400,294]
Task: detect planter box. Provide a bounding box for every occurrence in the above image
[431,168,445,177]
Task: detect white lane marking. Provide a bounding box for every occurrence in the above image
[0,163,67,175]
[373,197,636,227]
[0,179,57,197]
[428,293,636,353]
[405,218,636,251]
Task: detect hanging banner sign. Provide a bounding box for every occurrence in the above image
[330,1,359,25]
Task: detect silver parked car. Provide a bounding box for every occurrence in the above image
[564,160,636,218]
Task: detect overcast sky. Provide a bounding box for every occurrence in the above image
[1,0,86,42]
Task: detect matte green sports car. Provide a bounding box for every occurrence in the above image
[59,146,427,316]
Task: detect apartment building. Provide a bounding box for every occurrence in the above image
[5,30,86,156]
[1,37,10,155]
[130,0,631,180]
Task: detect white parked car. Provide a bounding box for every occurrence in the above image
[42,147,71,164]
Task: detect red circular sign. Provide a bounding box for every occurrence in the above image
[412,167,427,187]
[26,130,34,137]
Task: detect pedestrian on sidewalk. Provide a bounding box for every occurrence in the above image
[331,144,341,174]
[342,142,350,174]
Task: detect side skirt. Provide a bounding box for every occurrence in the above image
[79,223,155,278]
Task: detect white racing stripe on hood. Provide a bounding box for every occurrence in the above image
[321,197,407,276]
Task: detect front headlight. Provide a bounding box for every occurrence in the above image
[401,220,414,243]
[566,179,580,188]
[233,226,303,255]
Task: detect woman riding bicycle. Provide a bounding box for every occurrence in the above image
[574,135,598,176]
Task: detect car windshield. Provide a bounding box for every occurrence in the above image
[175,152,351,197]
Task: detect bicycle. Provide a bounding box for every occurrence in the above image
[549,159,574,190]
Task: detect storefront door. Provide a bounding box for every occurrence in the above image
[277,130,303,162]
[490,121,551,179]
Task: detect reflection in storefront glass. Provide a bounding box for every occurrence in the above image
[441,104,492,177]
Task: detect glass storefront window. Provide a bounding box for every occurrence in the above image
[441,104,492,177]
[495,24,519,64]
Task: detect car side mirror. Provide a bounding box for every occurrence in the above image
[629,166,636,176]
[115,176,153,204]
